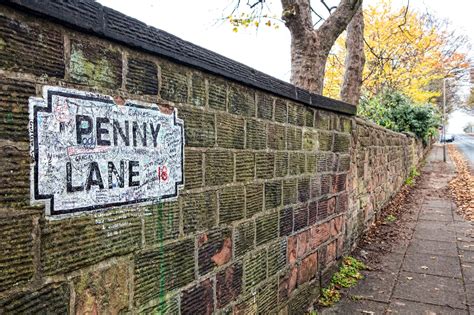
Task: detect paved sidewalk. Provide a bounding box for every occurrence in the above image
[323,145,474,314]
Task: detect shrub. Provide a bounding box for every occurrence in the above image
[358,90,441,144]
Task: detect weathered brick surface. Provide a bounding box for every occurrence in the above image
[0,283,69,314]
[73,261,130,314]
[0,213,35,293]
[70,38,121,89]
[0,4,428,313]
[134,238,195,305]
[181,279,215,315]
[198,227,232,275]
[0,14,64,78]
[126,57,158,95]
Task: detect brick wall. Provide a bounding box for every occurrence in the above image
[0,2,426,314]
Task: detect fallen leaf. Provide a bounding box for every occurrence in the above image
[406,277,413,280]
[420,266,428,270]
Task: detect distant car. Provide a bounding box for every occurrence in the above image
[440,134,455,143]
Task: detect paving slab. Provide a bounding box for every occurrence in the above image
[413,227,456,242]
[416,220,452,231]
[419,212,453,222]
[407,239,459,257]
[392,271,466,309]
[459,249,474,263]
[346,270,397,303]
[387,299,468,315]
[461,262,474,284]
[321,299,388,315]
[421,207,452,215]
[401,253,462,278]
[422,199,453,209]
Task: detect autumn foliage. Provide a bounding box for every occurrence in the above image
[324,0,471,104]
[448,145,474,221]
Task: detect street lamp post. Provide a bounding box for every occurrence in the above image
[443,78,446,162]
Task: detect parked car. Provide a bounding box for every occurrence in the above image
[440,134,455,142]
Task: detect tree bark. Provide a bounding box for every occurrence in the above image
[341,5,365,105]
[281,0,363,95]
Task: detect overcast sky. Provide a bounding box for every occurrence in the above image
[97,0,474,132]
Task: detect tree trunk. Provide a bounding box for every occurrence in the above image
[281,0,363,95]
[341,5,365,105]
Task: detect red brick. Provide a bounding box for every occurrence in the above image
[288,235,297,265]
[310,223,330,249]
[181,279,214,315]
[297,252,318,286]
[296,230,309,259]
[216,263,243,309]
[330,216,344,237]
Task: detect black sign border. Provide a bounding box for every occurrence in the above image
[33,89,184,216]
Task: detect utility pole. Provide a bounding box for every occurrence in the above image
[443,78,446,162]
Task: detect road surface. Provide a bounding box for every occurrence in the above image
[453,133,474,169]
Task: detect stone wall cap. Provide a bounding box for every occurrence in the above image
[3,0,356,116]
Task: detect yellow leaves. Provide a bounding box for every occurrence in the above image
[324,0,469,104]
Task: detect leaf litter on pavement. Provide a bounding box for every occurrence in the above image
[447,144,474,221]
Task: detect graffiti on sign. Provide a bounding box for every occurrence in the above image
[29,86,184,217]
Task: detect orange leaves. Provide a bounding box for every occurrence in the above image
[448,144,474,221]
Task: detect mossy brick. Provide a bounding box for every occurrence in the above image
[184,149,203,189]
[279,207,294,237]
[0,282,69,314]
[137,294,180,314]
[287,126,302,150]
[41,209,141,275]
[235,152,255,182]
[205,150,234,186]
[337,154,351,172]
[257,93,274,120]
[278,267,297,302]
[178,107,215,147]
[267,239,287,275]
[265,181,282,209]
[321,174,332,195]
[144,201,180,245]
[208,78,227,111]
[318,131,334,151]
[268,123,286,150]
[304,108,314,127]
[282,179,297,206]
[126,57,158,95]
[235,220,256,257]
[181,279,215,314]
[246,183,263,217]
[340,117,352,132]
[275,152,289,177]
[243,249,267,293]
[287,103,305,126]
[274,99,288,123]
[333,173,347,193]
[0,77,35,142]
[229,85,255,117]
[182,191,217,234]
[308,201,318,225]
[0,214,34,293]
[191,73,206,106]
[246,119,267,150]
[256,212,279,246]
[315,111,331,130]
[256,277,278,314]
[256,152,274,179]
[306,153,317,174]
[134,238,195,305]
[70,39,121,89]
[233,293,258,314]
[333,133,351,153]
[73,261,130,314]
[303,130,318,151]
[216,263,243,309]
[316,152,335,172]
[289,152,306,176]
[219,185,245,224]
[0,142,30,208]
[310,176,321,199]
[216,113,245,149]
[294,204,309,231]
[160,63,188,103]
[198,227,232,275]
[0,15,64,77]
[298,177,310,202]
[288,281,320,314]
